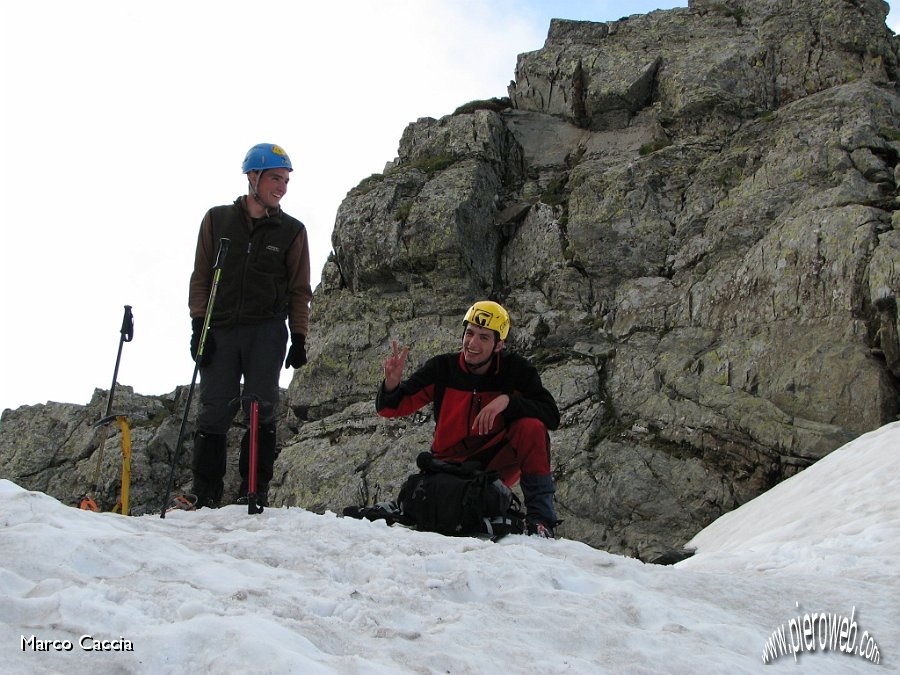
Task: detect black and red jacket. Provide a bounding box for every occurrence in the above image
[376,351,560,457]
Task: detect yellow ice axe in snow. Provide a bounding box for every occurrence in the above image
[109,415,132,515]
[81,414,132,515]
[80,305,134,513]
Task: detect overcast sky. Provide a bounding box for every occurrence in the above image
[1,1,897,413]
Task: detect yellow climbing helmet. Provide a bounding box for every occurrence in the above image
[463,300,510,340]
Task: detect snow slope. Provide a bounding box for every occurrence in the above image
[2,423,898,673]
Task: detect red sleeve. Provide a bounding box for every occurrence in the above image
[376,382,435,418]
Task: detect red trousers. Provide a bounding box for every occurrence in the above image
[437,417,552,487]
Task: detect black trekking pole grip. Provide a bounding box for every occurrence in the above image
[213,238,230,270]
[104,304,133,418]
[195,241,229,362]
[120,305,134,342]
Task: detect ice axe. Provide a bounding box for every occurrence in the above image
[232,394,265,515]
[80,305,134,512]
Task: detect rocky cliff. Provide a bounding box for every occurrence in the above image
[2,0,898,561]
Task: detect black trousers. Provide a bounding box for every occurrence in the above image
[197,318,287,433]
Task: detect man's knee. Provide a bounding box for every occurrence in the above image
[508,417,549,443]
[511,418,553,474]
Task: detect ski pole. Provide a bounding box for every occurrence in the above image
[159,238,230,518]
[80,305,134,512]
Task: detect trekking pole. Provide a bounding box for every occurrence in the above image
[159,238,230,518]
[80,305,134,512]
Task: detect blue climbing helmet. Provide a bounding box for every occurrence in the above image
[241,143,293,173]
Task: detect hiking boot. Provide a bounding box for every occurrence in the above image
[194,494,220,510]
[235,491,269,508]
[520,474,559,530]
[236,474,270,506]
[343,501,401,523]
[527,521,556,539]
[191,431,227,507]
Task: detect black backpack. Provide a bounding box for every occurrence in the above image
[344,452,525,541]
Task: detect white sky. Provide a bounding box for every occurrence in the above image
[2,420,897,672]
[1,1,897,413]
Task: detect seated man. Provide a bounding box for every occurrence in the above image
[376,300,561,537]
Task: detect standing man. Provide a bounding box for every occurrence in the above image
[376,301,561,537]
[188,143,312,508]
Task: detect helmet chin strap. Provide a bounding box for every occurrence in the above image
[464,352,495,371]
[249,172,273,217]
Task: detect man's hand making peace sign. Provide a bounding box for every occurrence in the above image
[382,340,409,392]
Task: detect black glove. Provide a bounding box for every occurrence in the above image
[285,333,307,369]
[190,317,215,366]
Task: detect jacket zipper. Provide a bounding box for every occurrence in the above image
[468,389,481,432]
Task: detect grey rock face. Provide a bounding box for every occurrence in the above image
[289,0,900,561]
[3,0,898,561]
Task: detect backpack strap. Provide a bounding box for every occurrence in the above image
[416,451,485,478]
